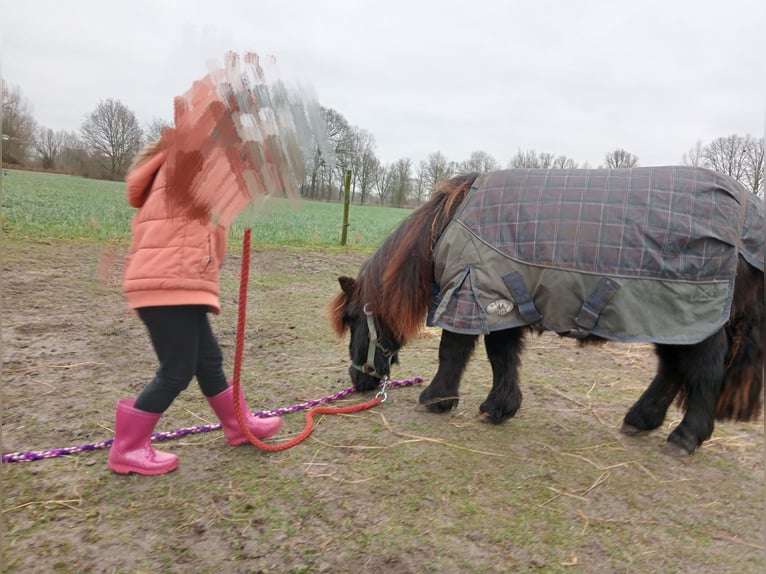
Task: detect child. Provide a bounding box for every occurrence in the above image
[107,138,283,476]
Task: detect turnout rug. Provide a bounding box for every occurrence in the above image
[429,167,764,343]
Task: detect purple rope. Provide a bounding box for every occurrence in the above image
[1,377,424,463]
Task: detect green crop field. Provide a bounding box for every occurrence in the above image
[1,169,411,249]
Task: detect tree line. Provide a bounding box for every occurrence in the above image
[3,79,763,204]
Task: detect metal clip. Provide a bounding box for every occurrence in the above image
[375,377,390,402]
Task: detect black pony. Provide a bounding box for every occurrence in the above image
[329,168,763,456]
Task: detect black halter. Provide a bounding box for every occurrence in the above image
[351,303,396,380]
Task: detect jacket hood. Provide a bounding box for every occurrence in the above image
[126,151,166,208]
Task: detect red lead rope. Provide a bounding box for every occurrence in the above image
[232,228,384,452]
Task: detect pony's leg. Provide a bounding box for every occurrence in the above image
[662,329,727,456]
[479,328,524,423]
[622,330,727,455]
[620,345,684,435]
[418,330,479,413]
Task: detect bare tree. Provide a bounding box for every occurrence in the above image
[81,99,143,179]
[2,80,37,165]
[145,117,172,144]
[373,163,396,205]
[702,134,748,181]
[391,158,413,207]
[508,149,577,169]
[742,135,764,196]
[349,128,378,205]
[603,148,639,168]
[305,143,325,199]
[422,151,453,194]
[681,140,705,167]
[32,127,65,169]
[459,150,499,173]
[683,134,763,195]
[323,107,353,200]
[306,106,351,199]
[551,155,578,169]
[57,131,88,175]
[538,152,557,168]
[508,148,541,168]
[539,152,578,169]
[414,161,430,205]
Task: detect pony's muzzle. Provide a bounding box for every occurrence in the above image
[348,365,381,392]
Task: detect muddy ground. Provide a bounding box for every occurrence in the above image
[1,238,763,573]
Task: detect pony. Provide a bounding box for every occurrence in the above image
[328,168,764,456]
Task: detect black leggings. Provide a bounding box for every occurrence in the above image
[134,305,230,413]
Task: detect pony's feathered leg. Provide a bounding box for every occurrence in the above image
[478,328,525,423]
[628,329,728,456]
[418,331,479,413]
[621,345,685,436]
[661,329,728,455]
[660,261,764,455]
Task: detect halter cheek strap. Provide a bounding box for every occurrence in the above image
[351,303,395,380]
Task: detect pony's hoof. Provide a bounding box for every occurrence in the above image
[620,423,645,436]
[418,396,459,413]
[478,401,517,424]
[661,441,692,457]
[477,411,492,423]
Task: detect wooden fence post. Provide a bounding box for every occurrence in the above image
[340,169,351,245]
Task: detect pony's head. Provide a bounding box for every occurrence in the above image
[328,275,401,391]
[327,172,480,391]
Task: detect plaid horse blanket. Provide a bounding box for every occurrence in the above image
[429,167,764,343]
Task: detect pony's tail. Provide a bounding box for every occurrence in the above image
[716,261,764,421]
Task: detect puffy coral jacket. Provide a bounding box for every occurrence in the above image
[123,150,228,314]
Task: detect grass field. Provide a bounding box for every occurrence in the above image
[1,169,411,248]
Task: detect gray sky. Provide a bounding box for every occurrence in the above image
[2,0,764,168]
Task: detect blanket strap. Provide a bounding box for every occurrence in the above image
[571,277,621,337]
[503,271,543,324]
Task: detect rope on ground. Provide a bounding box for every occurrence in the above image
[230,227,393,452]
[1,377,423,463]
[3,228,423,463]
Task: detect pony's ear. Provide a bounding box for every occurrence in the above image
[326,290,350,337]
[338,276,356,296]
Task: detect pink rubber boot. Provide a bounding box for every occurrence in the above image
[206,384,283,445]
[107,399,179,475]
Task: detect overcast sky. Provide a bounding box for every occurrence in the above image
[2,0,764,168]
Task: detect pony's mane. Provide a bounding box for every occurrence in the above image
[357,172,479,342]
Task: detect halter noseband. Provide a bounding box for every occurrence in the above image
[351,303,395,380]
